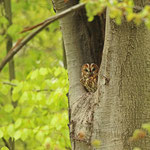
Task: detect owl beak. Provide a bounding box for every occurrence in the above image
[90,72,93,76]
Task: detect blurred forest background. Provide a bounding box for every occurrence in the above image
[0,0,70,150]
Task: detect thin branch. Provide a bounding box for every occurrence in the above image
[0,3,85,72]
[2,81,53,92]
[33,89,53,92]
[2,137,11,149]
[9,138,15,150]
[0,2,144,73]
[2,81,17,86]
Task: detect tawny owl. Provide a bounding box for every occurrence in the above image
[80,63,99,93]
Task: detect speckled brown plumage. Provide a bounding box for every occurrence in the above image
[80,63,99,93]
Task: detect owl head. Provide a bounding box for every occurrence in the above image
[81,63,99,78]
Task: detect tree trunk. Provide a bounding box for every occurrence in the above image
[52,0,104,149]
[4,0,15,81]
[3,0,16,149]
[53,0,150,149]
[95,4,150,150]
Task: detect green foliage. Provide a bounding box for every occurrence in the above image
[91,139,101,148]
[133,148,141,150]
[0,67,70,150]
[81,0,150,28]
[0,0,61,79]
[1,147,9,150]
[130,123,150,150]
[142,123,150,133]
[0,0,71,149]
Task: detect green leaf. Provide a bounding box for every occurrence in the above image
[0,35,5,43]
[44,137,51,149]
[15,118,22,129]
[115,17,122,25]
[33,127,40,134]
[39,68,48,76]
[91,139,101,148]
[4,104,14,113]
[19,91,29,104]
[30,70,39,80]
[36,131,44,142]
[22,107,33,117]
[7,124,15,137]
[1,85,9,95]
[21,129,29,141]
[36,93,43,101]
[0,129,4,138]
[7,24,21,40]
[132,129,146,140]
[133,148,141,150]
[142,123,150,133]
[126,13,135,22]
[145,19,150,30]
[14,130,21,140]
[51,116,58,127]
[1,147,9,150]
[12,82,23,101]
[41,125,49,131]
[0,16,9,25]
[88,16,94,22]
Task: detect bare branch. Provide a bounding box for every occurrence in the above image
[2,81,53,92]
[0,2,143,73]
[0,3,85,72]
[2,81,17,86]
[2,138,11,149]
[33,89,53,92]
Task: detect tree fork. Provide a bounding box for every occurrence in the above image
[52,0,105,149]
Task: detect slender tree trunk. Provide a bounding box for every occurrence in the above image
[4,0,15,82]
[3,0,15,149]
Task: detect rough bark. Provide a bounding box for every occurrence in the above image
[3,0,15,149]
[93,2,150,150]
[52,0,104,149]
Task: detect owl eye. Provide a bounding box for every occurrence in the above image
[91,68,96,72]
[84,68,89,72]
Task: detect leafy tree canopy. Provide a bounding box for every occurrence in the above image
[0,0,70,149]
[82,0,150,28]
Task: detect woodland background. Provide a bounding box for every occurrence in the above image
[1,0,150,150]
[0,0,70,150]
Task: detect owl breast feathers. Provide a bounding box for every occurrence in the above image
[80,63,99,93]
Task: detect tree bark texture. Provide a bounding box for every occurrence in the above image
[53,0,150,149]
[52,0,104,149]
[94,0,150,149]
